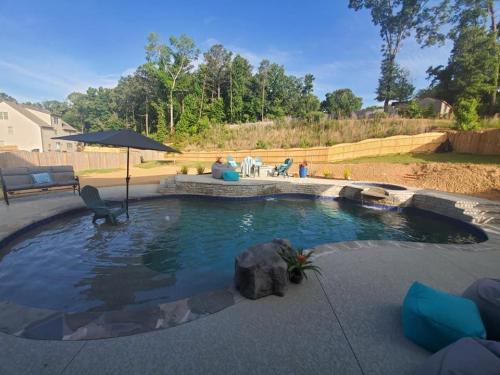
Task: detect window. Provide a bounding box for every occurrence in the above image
[0,140,4,146]
[67,143,73,151]
[7,126,13,135]
[52,116,59,125]
[55,142,61,151]
[0,112,8,120]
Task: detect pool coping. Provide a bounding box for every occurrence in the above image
[0,185,499,341]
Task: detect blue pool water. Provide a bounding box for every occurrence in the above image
[0,197,485,313]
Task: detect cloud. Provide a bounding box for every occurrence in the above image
[0,56,132,102]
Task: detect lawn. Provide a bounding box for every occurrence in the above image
[337,152,500,165]
[135,160,213,169]
[77,168,123,176]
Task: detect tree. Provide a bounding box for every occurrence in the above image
[417,0,499,111]
[349,0,429,111]
[427,26,496,112]
[0,92,17,102]
[257,60,270,121]
[321,89,363,119]
[229,55,253,122]
[455,97,480,130]
[204,44,232,100]
[151,101,168,141]
[376,58,415,104]
[146,33,199,133]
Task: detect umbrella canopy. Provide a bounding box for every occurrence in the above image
[53,129,180,219]
[53,128,179,152]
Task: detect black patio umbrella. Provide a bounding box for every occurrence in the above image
[53,129,180,218]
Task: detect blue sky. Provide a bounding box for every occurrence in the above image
[1,0,452,107]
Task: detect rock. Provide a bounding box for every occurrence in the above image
[234,239,295,300]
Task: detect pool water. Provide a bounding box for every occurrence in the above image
[0,197,484,313]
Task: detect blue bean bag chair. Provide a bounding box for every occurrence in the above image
[402,281,486,353]
[222,170,240,182]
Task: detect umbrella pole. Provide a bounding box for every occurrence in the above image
[126,147,130,218]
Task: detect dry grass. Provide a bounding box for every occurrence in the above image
[175,118,453,151]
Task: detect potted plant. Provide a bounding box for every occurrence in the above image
[343,168,352,180]
[279,248,321,284]
[299,160,309,178]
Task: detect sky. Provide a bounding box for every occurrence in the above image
[0,0,452,107]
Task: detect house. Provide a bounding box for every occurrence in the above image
[391,98,453,119]
[417,98,453,119]
[354,107,386,119]
[0,100,78,152]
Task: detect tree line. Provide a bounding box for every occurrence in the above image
[2,35,362,141]
[1,0,498,138]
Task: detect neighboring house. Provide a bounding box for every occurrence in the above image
[391,98,453,119]
[0,100,78,152]
[417,98,453,119]
[354,107,386,119]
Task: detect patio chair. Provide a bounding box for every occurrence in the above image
[272,158,293,177]
[80,185,126,224]
[227,155,239,168]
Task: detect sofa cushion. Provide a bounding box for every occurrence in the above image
[463,278,500,340]
[31,173,53,185]
[51,172,76,184]
[402,281,486,353]
[415,338,500,375]
[2,174,33,189]
[222,170,240,182]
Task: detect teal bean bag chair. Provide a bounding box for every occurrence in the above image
[222,170,240,182]
[402,281,486,352]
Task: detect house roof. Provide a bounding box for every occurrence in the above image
[0,100,77,131]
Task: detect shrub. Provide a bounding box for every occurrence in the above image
[180,165,189,174]
[323,169,332,178]
[455,98,479,130]
[256,140,269,149]
[196,165,205,175]
[298,138,312,148]
[405,100,423,119]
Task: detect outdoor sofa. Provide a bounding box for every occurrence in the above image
[0,165,80,205]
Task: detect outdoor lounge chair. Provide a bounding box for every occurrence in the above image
[227,155,239,168]
[80,185,126,224]
[272,158,293,177]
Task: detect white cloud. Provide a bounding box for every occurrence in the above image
[0,56,133,102]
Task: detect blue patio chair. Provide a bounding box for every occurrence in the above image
[80,185,126,225]
[272,158,293,177]
[227,155,239,168]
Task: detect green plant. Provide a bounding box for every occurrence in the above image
[196,165,205,175]
[323,169,332,178]
[455,98,480,130]
[278,248,322,281]
[298,138,311,148]
[256,139,269,149]
[180,165,189,174]
[404,100,423,119]
[343,168,351,180]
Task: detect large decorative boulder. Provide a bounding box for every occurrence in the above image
[415,338,500,375]
[402,281,486,352]
[234,239,294,300]
[463,278,500,340]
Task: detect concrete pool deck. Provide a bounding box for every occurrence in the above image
[0,180,500,374]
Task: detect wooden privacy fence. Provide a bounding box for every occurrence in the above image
[0,151,143,171]
[447,129,500,155]
[167,132,448,164]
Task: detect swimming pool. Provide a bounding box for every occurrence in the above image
[0,197,485,313]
